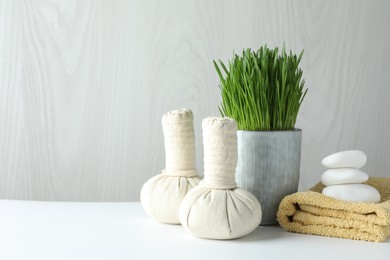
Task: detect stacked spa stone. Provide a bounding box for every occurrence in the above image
[321,150,381,203]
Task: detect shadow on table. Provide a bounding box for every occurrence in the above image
[234,225,291,242]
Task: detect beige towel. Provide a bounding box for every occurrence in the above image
[277,177,390,242]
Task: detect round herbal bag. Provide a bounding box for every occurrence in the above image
[141,109,202,224]
[179,117,262,239]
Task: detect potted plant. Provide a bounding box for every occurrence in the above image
[214,45,307,225]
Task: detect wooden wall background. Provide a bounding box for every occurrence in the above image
[0,0,389,201]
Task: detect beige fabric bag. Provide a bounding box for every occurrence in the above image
[179,117,262,239]
[141,109,201,224]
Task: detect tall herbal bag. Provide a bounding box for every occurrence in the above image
[179,117,262,239]
[140,109,202,224]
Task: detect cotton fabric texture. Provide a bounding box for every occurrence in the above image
[179,117,262,239]
[277,177,390,242]
[141,109,201,224]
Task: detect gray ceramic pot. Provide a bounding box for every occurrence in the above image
[236,129,302,225]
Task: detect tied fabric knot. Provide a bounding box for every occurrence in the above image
[201,117,237,190]
[163,169,199,178]
[162,109,197,175]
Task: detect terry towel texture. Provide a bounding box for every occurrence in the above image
[277,177,390,242]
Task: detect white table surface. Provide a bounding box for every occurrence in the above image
[0,200,388,260]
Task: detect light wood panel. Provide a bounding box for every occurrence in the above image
[0,0,389,201]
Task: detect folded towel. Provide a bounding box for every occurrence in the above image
[277,177,390,242]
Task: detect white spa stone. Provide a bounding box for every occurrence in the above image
[322,184,381,203]
[321,168,369,186]
[321,150,367,169]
